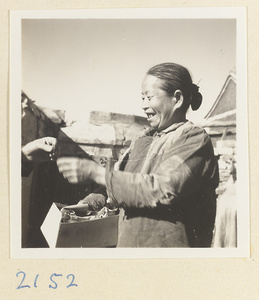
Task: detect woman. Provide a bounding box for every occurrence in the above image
[57,63,219,247]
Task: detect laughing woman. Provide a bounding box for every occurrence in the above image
[57,63,219,247]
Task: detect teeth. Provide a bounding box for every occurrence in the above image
[147,113,155,119]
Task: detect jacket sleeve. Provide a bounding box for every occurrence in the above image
[78,186,108,210]
[21,152,33,177]
[105,127,218,209]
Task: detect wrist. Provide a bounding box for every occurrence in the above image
[22,145,33,161]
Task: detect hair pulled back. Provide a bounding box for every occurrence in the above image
[147,63,202,111]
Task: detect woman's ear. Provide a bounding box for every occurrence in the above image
[173,90,184,108]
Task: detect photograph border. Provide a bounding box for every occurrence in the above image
[10,7,249,259]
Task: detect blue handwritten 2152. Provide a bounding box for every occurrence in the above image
[16,271,78,289]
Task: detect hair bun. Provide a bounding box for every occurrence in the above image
[190,84,202,110]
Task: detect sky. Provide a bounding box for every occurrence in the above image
[22,16,236,125]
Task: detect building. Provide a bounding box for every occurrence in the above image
[202,70,236,150]
[200,70,237,247]
[201,70,237,194]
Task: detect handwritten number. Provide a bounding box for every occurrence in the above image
[34,274,39,288]
[16,271,30,289]
[49,273,62,289]
[16,272,78,289]
[67,274,78,288]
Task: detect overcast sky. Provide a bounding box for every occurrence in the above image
[22,16,236,124]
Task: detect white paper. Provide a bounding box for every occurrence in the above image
[41,203,61,248]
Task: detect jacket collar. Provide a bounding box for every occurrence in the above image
[145,120,189,137]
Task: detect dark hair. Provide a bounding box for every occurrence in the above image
[147,63,202,111]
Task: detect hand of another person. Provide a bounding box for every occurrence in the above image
[22,137,57,163]
[78,186,108,210]
[56,157,106,186]
[61,203,91,216]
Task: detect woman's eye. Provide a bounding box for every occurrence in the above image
[142,94,154,101]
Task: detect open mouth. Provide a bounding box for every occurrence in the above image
[146,113,156,120]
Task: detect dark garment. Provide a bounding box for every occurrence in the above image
[106,121,219,247]
[22,152,33,177]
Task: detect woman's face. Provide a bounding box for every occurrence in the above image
[141,74,177,131]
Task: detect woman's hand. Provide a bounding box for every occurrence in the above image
[56,157,106,186]
[22,137,57,163]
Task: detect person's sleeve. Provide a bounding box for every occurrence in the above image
[21,151,33,177]
[106,127,218,209]
[79,185,108,211]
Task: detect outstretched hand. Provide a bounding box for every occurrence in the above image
[57,157,106,186]
[22,137,57,163]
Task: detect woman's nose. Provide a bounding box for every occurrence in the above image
[141,97,149,110]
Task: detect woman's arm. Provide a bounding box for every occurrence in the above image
[56,157,106,186]
[106,129,218,208]
[57,128,218,209]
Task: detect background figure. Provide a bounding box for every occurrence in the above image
[57,62,219,248]
[22,137,57,247]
